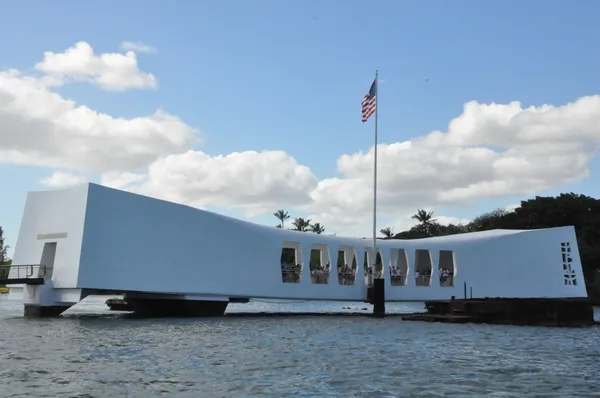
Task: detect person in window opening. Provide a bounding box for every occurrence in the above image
[391,266,402,286]
[341,264,351,285]
[438,268,454,286]
[324,263,330,284]
[367,267,373,287]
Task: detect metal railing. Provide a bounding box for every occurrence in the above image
[0,264,49,280]
[391,274,408,286]
[278,267,452,288]
[282,270,301,283]
[439,276,455,287]
[338,272,356,285]
[310,271,330,284]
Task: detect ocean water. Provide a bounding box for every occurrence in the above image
[1,295,599,397]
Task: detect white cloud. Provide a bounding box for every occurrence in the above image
[134,150,319,214]
[40,171,87,187]
[120,41,156,54]
[304,96,600,233]
[100,172,146,190]
[35,41,157,91]
[2,42,600,238]
[0,66,197,173]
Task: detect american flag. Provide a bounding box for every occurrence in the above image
[361,79,377,122]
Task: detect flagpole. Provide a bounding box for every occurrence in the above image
[372,70,379,277]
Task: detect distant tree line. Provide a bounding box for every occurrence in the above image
[273,209,326,234]
[379,193,600,304]
[0,226,11,280]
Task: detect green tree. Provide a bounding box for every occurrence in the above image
[280,248,296,264]
[394,223,430,239]
[273,209,290,229]
[468,208,510,231]
[0,226,10,279]
[412,209,436,224]
[310,249,321,270]
[310,222,325,234]
[411,209,438,236]
[292,217,312,232]
[380,227,394,238]
[438,223,469,236]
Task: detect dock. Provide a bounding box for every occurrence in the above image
[402,298,596,327]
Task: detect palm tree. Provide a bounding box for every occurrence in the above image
[412,209,437,236]
[0,226,9,265]
[0,226,10,279]
[311,222,325,234]
[412,209,436,225]
[292,217,312,232]
[380,226,394,238]
[273,209,290,229]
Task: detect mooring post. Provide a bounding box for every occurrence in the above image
[464,281,467,300]
[470,286,473,299]
[372,278,385,317]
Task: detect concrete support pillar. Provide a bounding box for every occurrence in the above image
[22,281,77,318]
[328,244,340,285]
[300,246,312,286]
[24,304,73,317]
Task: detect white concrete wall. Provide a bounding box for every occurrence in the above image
[12,183,589,302]
[76,184,370,300]
[10,184,89,291]
[381,227,587,301]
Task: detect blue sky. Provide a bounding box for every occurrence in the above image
[1,0,600,256]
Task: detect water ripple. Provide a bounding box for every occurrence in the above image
[1,296,599,397]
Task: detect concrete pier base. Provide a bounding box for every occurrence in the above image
[403,298,596,327]
[125,296,229,318]
[24,304,72,318]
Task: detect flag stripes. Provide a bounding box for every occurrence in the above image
[361,79,377,122]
